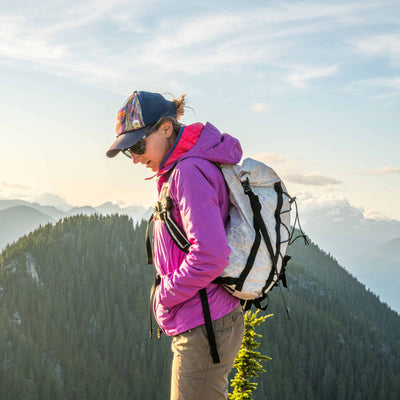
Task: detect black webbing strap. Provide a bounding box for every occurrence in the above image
[149,274,162,339]
[243,179,276,261]
[280,255,291,288]
[235,213,262,291]
[253,294,269,311]
[260,181,285,294]
[214,218,262,289]
[199,288,220,364]
[146,197,191,266]
[213,276,238,285]
[163,213,191,253]
[235,178,276,293]
[146,214,154,265]
[273,181,283,269]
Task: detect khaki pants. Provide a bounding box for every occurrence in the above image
[170,305,244,400]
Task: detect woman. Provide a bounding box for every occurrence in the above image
[106,91,245,400]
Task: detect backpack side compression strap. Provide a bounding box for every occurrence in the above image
[236,178,276,291]
[260,181,284,293]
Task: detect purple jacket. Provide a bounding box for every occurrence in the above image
[152,122,242,336]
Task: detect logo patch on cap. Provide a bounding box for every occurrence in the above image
[115,92,145,136]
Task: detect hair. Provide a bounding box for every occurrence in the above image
[172,94,186,120]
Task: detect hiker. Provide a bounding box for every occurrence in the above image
[106,91,245,400]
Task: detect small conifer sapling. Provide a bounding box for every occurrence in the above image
[228,310,272,400]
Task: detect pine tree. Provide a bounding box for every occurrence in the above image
[228,310,272,400]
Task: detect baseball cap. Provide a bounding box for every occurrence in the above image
[106,91,177,158]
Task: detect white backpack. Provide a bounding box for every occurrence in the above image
[216,158,292,302]
[148,157,306,305]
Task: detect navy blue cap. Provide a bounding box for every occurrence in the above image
[106,91,177,158]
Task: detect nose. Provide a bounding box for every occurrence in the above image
[131,153,141,164]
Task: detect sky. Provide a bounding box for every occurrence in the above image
[0,0,399,220]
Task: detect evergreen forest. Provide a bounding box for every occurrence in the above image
[0,214,399,399]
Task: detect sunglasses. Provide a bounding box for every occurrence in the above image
[121,125,157,158]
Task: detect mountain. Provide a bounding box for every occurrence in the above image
[363,236,400,262]
[1,215,399,399]
[95,201,125,214]
[300,200,400,267]
[95,202,150,221]
[33,193,73,212]
[351,236,400,313]
[0,200,152,251]
[67,206,99,216]
[0,206,54,250]
[0,199,30,211]
[300,201,400,312]
[0,199,66,220]
[29,203,66,220]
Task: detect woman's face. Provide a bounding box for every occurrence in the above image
[129,121,175,172]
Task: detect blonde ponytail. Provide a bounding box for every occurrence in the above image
[173,94,186,120]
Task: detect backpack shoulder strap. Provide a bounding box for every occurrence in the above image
[156,172,191,253]
[145,169,191,265]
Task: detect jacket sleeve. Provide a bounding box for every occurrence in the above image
[156,159,230,309]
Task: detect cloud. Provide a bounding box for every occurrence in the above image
[0,181,30,190]
[0,183,73,210]
[0,181,36,201]
[368,166,400,176]
[251,103,269,112]
[353,33,400,67]
[0,1,388,92]
[284,173,342,186]
[253,152,286,164]
[251,154,325,183]
[33,193,72,211]
[286,65,338,88]
[296,192,390,220]
[359,76,400,90]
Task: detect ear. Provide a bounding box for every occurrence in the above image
[160,120,174,138]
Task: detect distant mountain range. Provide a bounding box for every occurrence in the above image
[352,236,400,313]
[0,199,152,251]
[0,205,54,251]
[300,200,400,312]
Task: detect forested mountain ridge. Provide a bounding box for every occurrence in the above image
[0,215,399,400]
[266,238,400,399]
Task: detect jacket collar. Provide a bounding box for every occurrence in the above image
[157,122,204,178]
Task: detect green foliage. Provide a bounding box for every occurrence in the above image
[228,310,272,400]
[1,217,400,399]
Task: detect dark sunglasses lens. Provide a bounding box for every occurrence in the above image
[129,140,146,155]
[121,127,155,158]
